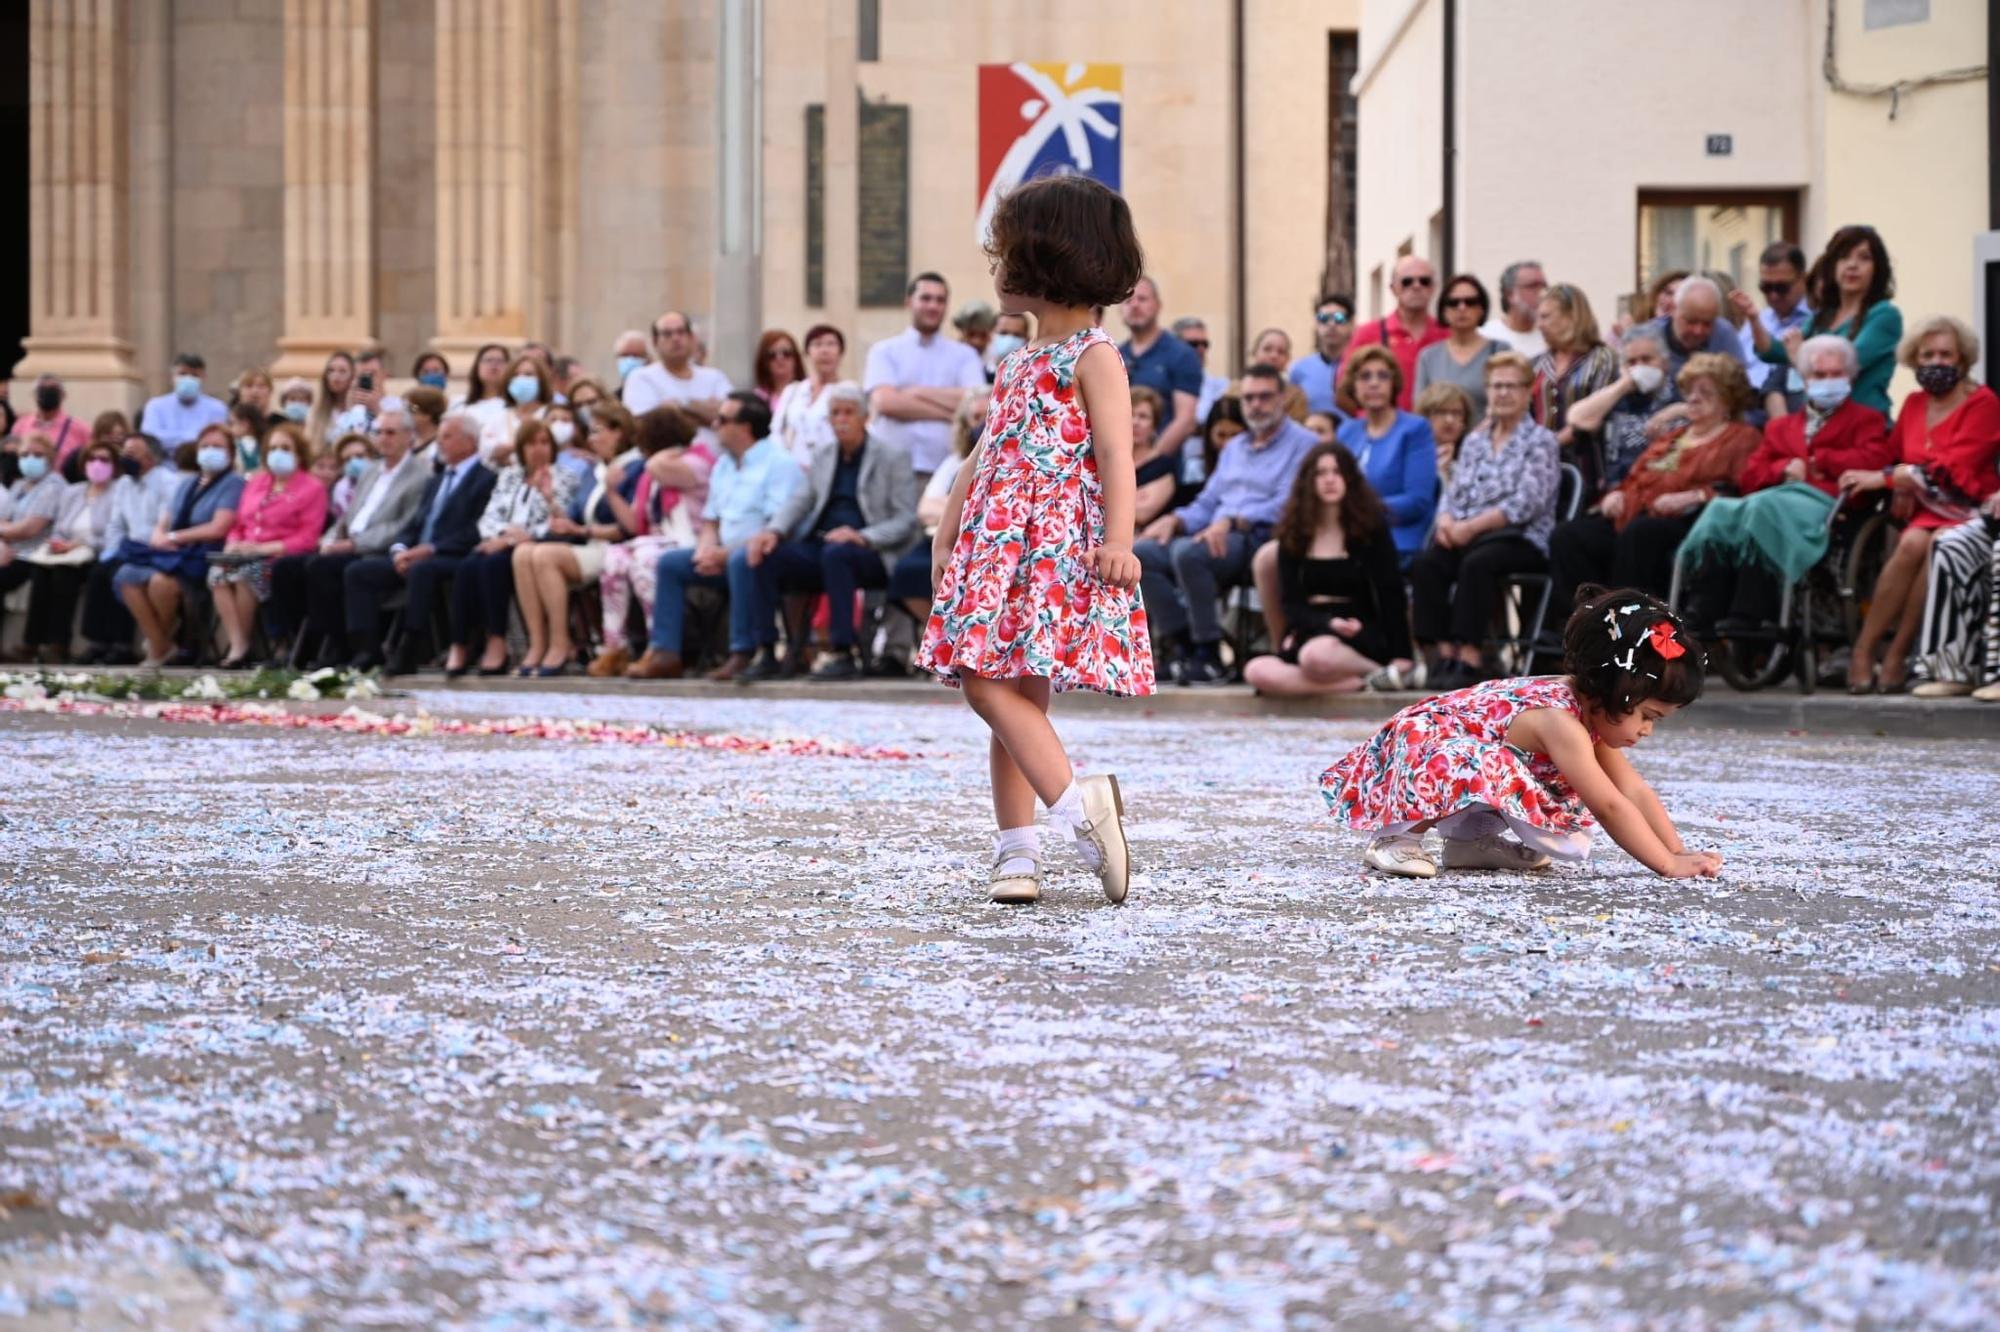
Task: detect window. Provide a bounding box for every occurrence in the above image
[1321,31,1359,297]
[857,0,879,61]
[1635,189,1801,295]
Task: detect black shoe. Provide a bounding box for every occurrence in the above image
[312,649,348,671]
[444,663,470,680]
[865,651,910,679]
[347,653,383,674]
[77,644,109,666]
[1182,653,1230,687]
[1431,660,1482,691]
[104,646,143,667]
[736,648,783,684]
[811,651,862,681]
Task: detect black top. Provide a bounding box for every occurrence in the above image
[1276,534,1411,660]
[1135,452,1179,487]
[814,443,867,536]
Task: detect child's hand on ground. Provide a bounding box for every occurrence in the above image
[1663,850,1724,878]
[1093,544,1141,591]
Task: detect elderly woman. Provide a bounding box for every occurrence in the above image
[446,417,577,677]
[207,422,327,668]
[1548,353,1762,613]
[1414,274,1505,423]
[0,433,70,595]
[1406,352,1561,688]
[1842,315,2000,693]
[1563,325,1676,493]
[1333,345,1439,563]
[1533,283,1622,501]
[1677,335,1893,636]
[1413,381,1474,481]
[6,437,120,662]
[113,422,245,666]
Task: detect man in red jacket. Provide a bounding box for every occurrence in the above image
[1349,256,1447,410]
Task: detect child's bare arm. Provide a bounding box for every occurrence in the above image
[1594,741,1687,854]
[1515,710,1718,878]
[930,442,981,581]
[1075,341,1140,590]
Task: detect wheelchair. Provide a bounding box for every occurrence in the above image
[1667,492,1900,693]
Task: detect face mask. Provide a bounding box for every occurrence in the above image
[265,450,298,477]
[418,371,448,390]
[988,333,1025,361]
[1804,377,1851,410]
[344,456,369,482]
[616,355,646,381]
[283,401,310,423]
[34,385,63,413]
[1627,364,1664,394]
[197,445,230,474]
[549,420,576,447]
[508,374,541,406]
[236,436,260,467]
[1915,363,1962,396]
[174,374,202,403]
[17,455,48,482]
[84,458,116,485]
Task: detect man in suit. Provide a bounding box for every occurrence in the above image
[342,411,495,673]
[738,383,917,682]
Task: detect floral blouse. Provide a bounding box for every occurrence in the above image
[478,464,579,541]
[1440,417,1562,551]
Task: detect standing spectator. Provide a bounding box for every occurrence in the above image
[953,302,998,362]
[78,431,181,663]
[277,377,314,426]
[623,311,733,435]
[611,329,650,395]
[1563,325,1676,491]
[138,353,229,450]
[411,351,451,391]
[457,342,513,436]
[1246,328,1311,420]
[350,347,387,421]
[341,412,496,673]
[306,351,357,450]
[1532,282,1623,499]
[21,375,84,477]
[1334,346,1440,562]
[1119,277,1202,477]
[206,423,328,669]
[480,352,554,463]
[113,423,244,667]
[1749,224,1903,417]
[227,400,268,474]
[1640,275,1747,385]
[1289,293,1357,417]
[1172,315,1233,429]
[1349,256,1447,410]
[1415,274,1506,423]
[1479,260,1548,358]
[1136,362,1317,684]
[864,272,987,483]
[739,384,918,682]
[1742,242,1813,412]
[986,310,1031,380]
[234,368,277,425]
[446,418,575,677]
[773,324,845,466]
[13,438,120,662]
[752,330,805,407]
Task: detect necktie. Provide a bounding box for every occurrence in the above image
[421,465,456,545]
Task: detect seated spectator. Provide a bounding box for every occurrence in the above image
[138,352,230,450]
[1125,385,1181,528]
[342,412,495,673]
[411,351,451,392]
[565,377,607,414]
[773,323,846,466]
[404,385,446,452]
[736,384,918,683]
[1840,315,2000,693]
[1678,335,1891,638]
[584,400,714,676]
[1183,394,1247,504]
[233,368,276,426]
[277,376,314,426]
[307,351,357,450]
[111,423,244,666]
[1333,345,1440,563]
[1245,327,1311,421]
[1303,411,1339,446]
[1916,496,2000,702]
[446,418,576,676]
[1407,352,1561,688]
[1137,363,1317,684]
[325,431,375,523]
[1533,283,1622,499]
[227,399,268,474]
[83,410,131,481]
[78,431,181,663]
[887,392,988,643]
[754,329,805,408]
[953,302,997,366]
[1413,381,1474,481]
[1549,353,1761,613]
[627,394,803,680]
[1242,443,1410,696]
[610,329,650,396]
[1562,325,1674,496]
[206,422,327,668]
[1750,224,1902,416]
[7,438,119,662]
[0,434,68,591]
[481,353,554,464]
[1414,274,1506,422]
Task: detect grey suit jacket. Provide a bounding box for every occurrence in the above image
[331,448,433,555]
[771,432,919,566]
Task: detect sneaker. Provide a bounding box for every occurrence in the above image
[1911,680,1973,699]
[1440,833,1552,872]
[1363,834,1437,878]
[1181,654,1230,687]
[988,851,1042,905]
[1366,659,1427,692]
[1069,773,1131,904]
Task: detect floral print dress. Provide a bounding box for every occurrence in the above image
[1319,675,1595,859]
[921,326,1155,696]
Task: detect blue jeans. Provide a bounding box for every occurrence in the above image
[651,545,761,655]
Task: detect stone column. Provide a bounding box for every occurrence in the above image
[271,0,377,379]
[431,0,546,361]
[821,0,859,334]
[17,0,144,418]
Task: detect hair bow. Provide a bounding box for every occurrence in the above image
[1647,621,1685,660]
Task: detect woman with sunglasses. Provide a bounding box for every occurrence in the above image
[1414,274,1507,424]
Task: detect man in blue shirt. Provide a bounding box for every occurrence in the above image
[1753,241,1813,414]
[1119,276,1202,471]
[1288,292,1355,416]
[628,390,803,680]
[1135,364,1317,684]
[138,352,229,449]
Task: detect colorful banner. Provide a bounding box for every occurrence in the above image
[976,62,1123,244]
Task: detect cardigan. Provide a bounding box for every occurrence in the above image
[1610,421,1760,531]
[1738,401,1893,498]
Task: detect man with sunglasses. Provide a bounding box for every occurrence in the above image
[1752,242,1812,414]
[1349,256,1446,410]
[1288,293,1355,417]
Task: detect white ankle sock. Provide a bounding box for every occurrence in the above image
[994,826,1040,878]
[1046,782,1102,869]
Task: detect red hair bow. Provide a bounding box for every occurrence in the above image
[1647,621,1685,660]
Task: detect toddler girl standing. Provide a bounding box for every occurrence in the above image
[1321,587,1725,879]
[922,174,1154,905]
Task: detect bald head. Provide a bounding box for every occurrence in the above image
[1393,255,1437,315]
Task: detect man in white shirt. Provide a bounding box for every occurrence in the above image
[862,272,987,483]
[622,311,733,440]
[1479,260,1549,359]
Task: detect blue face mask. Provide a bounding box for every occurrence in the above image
[197,445,230,474]
[987,333,1026,361]
[616,355,646,381]
[344,455,369,482]
[418,371,448,390]
[265,449,298,477]
[236,436,259,468]
[174,374,202,404]
[1804,377,1851,410]
[283,401,310,423]
[508,374,541,406]
[17,454,48,482]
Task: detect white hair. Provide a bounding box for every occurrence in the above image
[1674,274,1722,311]
[824,381,868,413]
[1799,333,1859,377]
[374,398,411,431]
[438,410,481,443]
[1618,324,1666,352]
[614,328,648,349]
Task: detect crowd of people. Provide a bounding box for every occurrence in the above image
[2,224,1996,702]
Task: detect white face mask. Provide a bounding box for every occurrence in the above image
[549,420,576,447]
[1628,364,1665,394]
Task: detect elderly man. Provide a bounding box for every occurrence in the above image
[1480,260,1548,358]
[1135,363,1318,684]
[1288,293,1355,416]
[611,329,650,390]
[627,390,804,681]
[272,401,436,668]
[139,352,230,449]
[623,312,732,432]
[341,411,495,673]
[863,272,987,483]
[1351,256,1447,409]
[1120,276,1202,473]
[1642,274,1747,390]
[739,384,917,683]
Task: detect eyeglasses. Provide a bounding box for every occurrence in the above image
[1355,369,1394,382]
[1240,390,1280,403]
[767,347,798,359]
[1315,310,1351,325]
[1183,339,1210,351]
[1443,296,1483,309]
[1488,381,1529,393]
[1397,276,1435,289]
[1758,282,1793,297]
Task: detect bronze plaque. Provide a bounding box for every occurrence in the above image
[805,105,825,307]
[857,101,909,307]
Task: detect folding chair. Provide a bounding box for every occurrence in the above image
[1493,462,1584,674]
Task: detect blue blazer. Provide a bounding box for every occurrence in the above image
[395,461,497,557]
[1337,410,1438,557]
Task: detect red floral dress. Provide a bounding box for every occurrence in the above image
[1319,675,1595,859]
[920,327,1155,696]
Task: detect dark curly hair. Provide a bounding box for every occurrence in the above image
[1274,442,1386,557]
[984,173,1144,311]
[1562,585,1706,717]
[1804,224,1894,334]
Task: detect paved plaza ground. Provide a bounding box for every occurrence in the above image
[2,687,1997,1328]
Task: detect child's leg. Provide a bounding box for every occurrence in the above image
[963,675,1071,807]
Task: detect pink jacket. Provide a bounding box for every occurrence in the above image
[228,471,328,554]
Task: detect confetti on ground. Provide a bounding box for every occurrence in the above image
[2,690,1997,1327]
